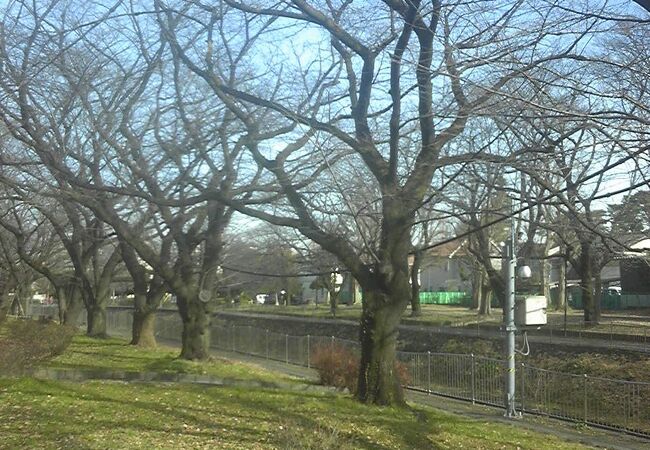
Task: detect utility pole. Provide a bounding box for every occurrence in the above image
[504,214,518,418]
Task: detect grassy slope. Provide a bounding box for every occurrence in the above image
[228,303,500,326]
[47,335,299,384]
[224,303,612,327]
[0,378,592,450]
[0,334,593,449]
[226,303,650,335]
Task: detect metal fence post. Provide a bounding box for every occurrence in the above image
[583,374,588,424]
[285,333,289,364]
[427,351,431,394]
[266,329,269,359]
[331,335,335,350]
[307,335,311,368]
[471,353,475,404]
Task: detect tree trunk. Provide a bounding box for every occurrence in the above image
[329,290,339,317]
[479,280,492,315]
[87,304,108,337]
[131,306,157,347]
[350,277,359,305]
[579,241,600,325]
[130,281,165,347]
[178,294,211,360]
[63,299,84,327]
[0,294,8,323]
[470,269,481,310]
[10,295,25,316]
[487,268,505,309]
[594,272,602,318]
[357,288,407,406]
[410,250,422,317]
[542,233,552,303]
[581,275,598,325]
[60,284,84,327]
[542,259,550,301]
[56,287,66,324]
[557,258,567,311]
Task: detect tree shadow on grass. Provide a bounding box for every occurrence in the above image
[3,377,460,449]
[3,379,275,447]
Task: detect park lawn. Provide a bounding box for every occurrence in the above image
[228,303,650,336]
[47,335,299,384]
[230,303,505,327]
[0,377,593,450]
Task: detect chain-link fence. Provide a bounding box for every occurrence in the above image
[96,308,650,438]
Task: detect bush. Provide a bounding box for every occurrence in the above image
[311,343,359,392]
[311,343,411,394]
[0,319,76,376]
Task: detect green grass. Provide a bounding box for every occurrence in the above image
[0,323,598,449]
[226,303,650,336]
[47,335,299,384]
[228,303,505,327]
[0,377,593,449]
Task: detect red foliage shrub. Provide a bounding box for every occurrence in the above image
[311,342,359,393]
[310,343,412,393]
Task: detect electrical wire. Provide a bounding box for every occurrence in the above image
[516,331,531,356]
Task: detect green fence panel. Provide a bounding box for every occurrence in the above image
[419,291,469,306]
[569,292,650,310]
[620,294,650,309]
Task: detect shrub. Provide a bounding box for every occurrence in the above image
[311,343,359,393]
[311,343,411,394]
[0,319,76,376]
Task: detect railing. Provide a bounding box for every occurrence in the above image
[102,308,650,438]
[28,304,650,353]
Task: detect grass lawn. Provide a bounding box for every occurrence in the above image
[0,332,596,449]
[227,303,506,327]
[47,335,299,384]
[0,377,593,450]
[224,303,650,336]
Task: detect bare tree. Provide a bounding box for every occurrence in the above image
[156,0,605,404]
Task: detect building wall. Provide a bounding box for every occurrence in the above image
[621,259,650,294]
[419,256,472,292]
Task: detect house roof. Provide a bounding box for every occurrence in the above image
[630,238,650,251]
[425,239,468,258]
[549,236,650,259]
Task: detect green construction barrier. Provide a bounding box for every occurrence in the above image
[568,290,650,310]
[419,291,470,306]
[620,294,650,309]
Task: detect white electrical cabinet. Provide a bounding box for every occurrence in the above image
[515,295,548,327]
